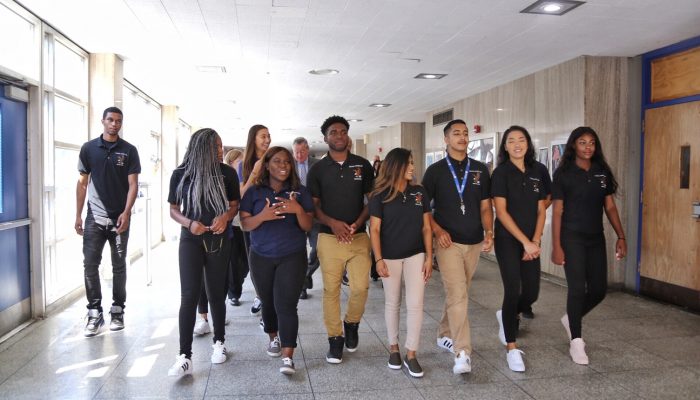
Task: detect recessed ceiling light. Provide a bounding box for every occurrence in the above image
[496,108,504,111]
[520,0,585,16]
[196,65,227,73]
[414,73,447,79]
[369,103,391,108]
[348,119,363,122]
[309,68,340,75]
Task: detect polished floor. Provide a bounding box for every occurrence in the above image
[1,241,699,399]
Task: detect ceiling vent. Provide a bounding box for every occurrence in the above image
[432,109,454,126]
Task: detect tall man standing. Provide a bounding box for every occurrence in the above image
[422,119,493,374]
[292,137,319,300]
[307,116,374,364]
[76,107,141,337]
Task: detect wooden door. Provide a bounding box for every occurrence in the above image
[641,101,700,309]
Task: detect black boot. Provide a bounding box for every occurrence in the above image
[344,321,360,352]
[326,336,344,364]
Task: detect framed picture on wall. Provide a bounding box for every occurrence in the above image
[434,151,444,161]
[468,132,498,173]
[538,147,549,172]
[551,140,567,174]
[425,152,435,168]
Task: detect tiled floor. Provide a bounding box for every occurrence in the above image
[1,241,699,399]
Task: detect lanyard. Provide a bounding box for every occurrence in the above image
[445,156,470,215]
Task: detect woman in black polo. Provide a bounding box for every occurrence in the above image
[551,126,626,365]
[167,128,240,376]
[240,146,314,375]
[369,148,432,378]
[491,126,547,372]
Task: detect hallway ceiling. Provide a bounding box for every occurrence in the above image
[19,0,700,148]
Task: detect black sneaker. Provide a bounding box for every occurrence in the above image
[404,357,424,378]
[521,310,535,319]
[250,297,262,315]
[344,321,359,352]
[229,298,241,307]
[299,289,308,300]
[388,352,402,370]
[84,309,104,337]
[342,272,349,286]
[109,306,124,331]
[305,276,313,290]
[326,336,344,364]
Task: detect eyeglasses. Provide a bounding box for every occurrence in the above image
[203,235,224,254]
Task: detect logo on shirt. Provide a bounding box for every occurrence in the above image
[412,192,424,206]
[529,177,541,193]
[470,171,481,185]
[350,164,364,181]
[594,174,607,189]
[113,152,128,167]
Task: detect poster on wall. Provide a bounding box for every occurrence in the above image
[425,152,435,168]
[435,151,444,161]
[538,147,549,172]
[551,140,567,174]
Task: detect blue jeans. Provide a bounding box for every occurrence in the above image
[82,209,129,312]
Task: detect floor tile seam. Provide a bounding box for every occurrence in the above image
[508,379,539,400]
[88,329,146,400]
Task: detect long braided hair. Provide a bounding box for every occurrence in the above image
[175,128,228,219]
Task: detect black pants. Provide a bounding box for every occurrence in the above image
[178,228,231,358]
[249,250,307,348]
[495,234,540,343]
[561,229,607,339]
[228,226,250,299]
[304,223,320,285]
[83,209,129,312]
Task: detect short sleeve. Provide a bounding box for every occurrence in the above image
[167,169,182,205]
[362,160,375,194]
[605,171,616,196]
[307,163,321,198]
[128,146,141,175]
[479,164,491,200]
[420,187,431,213]
[490,166,507,198]
[368,192,384,218]
[552,173,565,200]
[222,164,241,201]
[239,187,255,214]
[298,186,314,212]
[78,143,90,174]
[539,163,552,196]
[421,165,436,200]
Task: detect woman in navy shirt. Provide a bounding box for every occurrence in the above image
[240,146,314,375]
[551,127,626,365]
[491,126,548,372]
[369,148,432,378]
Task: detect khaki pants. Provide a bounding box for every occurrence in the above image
[436,242,481,355]
[383,253,426,351]
[317,232,371,337]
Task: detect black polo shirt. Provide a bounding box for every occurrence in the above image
[491,160,548,240]
[307,152,374,234]
[167,163,240,226]
[422,155,491,245]
[552,163,615,234]
[369,184,431,259]
[78,136,141,219]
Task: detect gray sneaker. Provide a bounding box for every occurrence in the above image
[84,309,104,337]
[266,336,282,357]
[109,306,124,331]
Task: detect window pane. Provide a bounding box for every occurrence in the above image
[0,4,38,80]
[54,96,86,145]
[54,40,87,99]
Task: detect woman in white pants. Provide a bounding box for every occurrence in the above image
[369,148,432,378]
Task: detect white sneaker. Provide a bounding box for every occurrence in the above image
[267,336,282,357]
[437,336,455,354]
[569,338,589,365]
[506,348,525,372]
[193,318,211,336]
[561,314,571,340]
[496,310,507,346]
[168,354,192,376]
[211,340,227,364]
[452,350,471,374]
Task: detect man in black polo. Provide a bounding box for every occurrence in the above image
[422,119,493,374]
[307,116,374,364]
[76,107,141,337]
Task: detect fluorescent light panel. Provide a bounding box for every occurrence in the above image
[414,73,447,79]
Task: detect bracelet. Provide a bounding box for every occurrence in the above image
[188,219,194,231]
[375,258,383,263]
[618,237,626,240]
